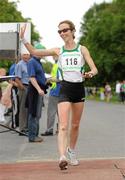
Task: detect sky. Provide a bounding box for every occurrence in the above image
[13,0,111,49]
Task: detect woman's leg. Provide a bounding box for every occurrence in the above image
[70,102,84,149]
[66,102,84,166]
[58,102,71,157]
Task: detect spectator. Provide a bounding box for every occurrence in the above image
[99,87,105,101]
[7,62,19,128]
[15,53,30,135]
[105,82,112,102]
[120,80,125,104]
[41,57,60,136]
[0,68,12,123]
[26,55,48,142]
[115,80,121,102]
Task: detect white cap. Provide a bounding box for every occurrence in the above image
[20,43,30,54]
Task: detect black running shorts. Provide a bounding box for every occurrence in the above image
[58,80,85,103]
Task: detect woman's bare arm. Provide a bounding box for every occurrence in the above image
[20,24,60,57]
[81,46,98,78]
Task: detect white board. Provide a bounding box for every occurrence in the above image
[0,22,31,54]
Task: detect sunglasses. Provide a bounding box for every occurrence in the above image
[58,28,71,34]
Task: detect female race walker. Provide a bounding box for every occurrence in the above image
[20,20,98,170]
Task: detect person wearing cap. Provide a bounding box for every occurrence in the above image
[15,52,30,135]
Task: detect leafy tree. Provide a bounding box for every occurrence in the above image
[42,61,53,74]
[0,0,41,70]
[79,0,125,86]
[0,0,40,42]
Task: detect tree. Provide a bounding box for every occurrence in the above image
[0,0,40,42]
[0,0,42,70]
[42,61,53,74]
[79,0,125,86]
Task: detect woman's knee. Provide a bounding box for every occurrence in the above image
[59,124,68,132]
[71,123,79,130]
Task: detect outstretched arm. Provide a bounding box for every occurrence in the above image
[20,24,59,57]
[81,46,98,78]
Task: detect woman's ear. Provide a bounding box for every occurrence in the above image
[72,29,76,33]
[72,29,76,39]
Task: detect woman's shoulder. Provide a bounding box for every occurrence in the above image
[79,45,89,55]
[80,44,88,50]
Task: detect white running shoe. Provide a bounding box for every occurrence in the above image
[67,148,79,166]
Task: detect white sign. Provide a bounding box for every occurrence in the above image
[0,22,31,54]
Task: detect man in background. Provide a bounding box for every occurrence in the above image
[27,55,48,142]
[42,57,60,136]
[15,53,30,135]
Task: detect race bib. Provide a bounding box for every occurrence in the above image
[61,54,81,71]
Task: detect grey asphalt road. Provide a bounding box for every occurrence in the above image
[0,98,125,164]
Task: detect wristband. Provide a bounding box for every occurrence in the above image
[20,38,28,44]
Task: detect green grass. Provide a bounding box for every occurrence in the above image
[86,94,122,104]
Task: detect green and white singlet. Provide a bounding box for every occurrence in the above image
[58,44,85,83]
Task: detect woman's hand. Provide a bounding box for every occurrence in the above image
[83,71,94,79]
[20,24,27,39]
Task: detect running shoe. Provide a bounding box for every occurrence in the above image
[67,147,79,166]
[59,156,68,170]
